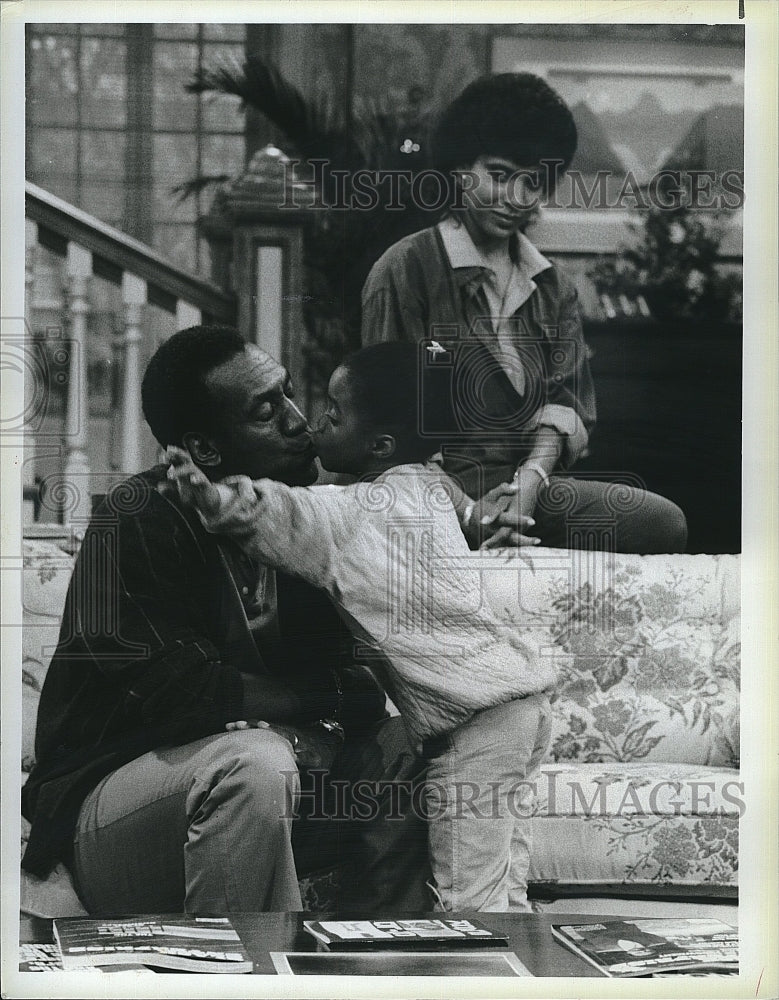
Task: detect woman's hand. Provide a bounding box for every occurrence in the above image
[460,481,530,547]
[480,465,544,549]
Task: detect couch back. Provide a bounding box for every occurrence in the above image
[21,538,740,774]
[480,548,740,768]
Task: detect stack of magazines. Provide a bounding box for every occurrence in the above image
[50,915,253,973]
[552,917,738,977]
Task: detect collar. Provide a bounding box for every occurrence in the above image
[437,215,552,283]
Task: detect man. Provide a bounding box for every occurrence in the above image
[21,325,429,915]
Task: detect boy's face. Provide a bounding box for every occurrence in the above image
[313,365,378,475]
[458,155,542,242]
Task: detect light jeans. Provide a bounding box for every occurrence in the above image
[422,694,552,912]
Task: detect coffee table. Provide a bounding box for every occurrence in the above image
[20,911,605,976]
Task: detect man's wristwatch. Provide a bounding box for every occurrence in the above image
[315,718,345,742]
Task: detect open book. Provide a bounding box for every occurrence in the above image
[53,915,253,973]
[551,917,738,977]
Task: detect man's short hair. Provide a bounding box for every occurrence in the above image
[141,325,247,447]
[433,72,578,193]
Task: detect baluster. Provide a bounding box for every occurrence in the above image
[175,299,201,330]
[119,273,146,473]
[63,243,93,524]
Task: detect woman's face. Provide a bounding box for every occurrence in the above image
[313,365,375,475]
[457,155,542,244]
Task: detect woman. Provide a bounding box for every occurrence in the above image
[360,72,687,553]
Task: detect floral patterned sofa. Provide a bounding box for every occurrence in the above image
[479,546,740,901]
[19,533,739,915]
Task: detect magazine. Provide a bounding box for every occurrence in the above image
[551,917,738,977]
[53,915,253,973]
[303,918,509,950]
[19,942,156,974]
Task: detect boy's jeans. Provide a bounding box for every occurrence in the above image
[422,693,552,912]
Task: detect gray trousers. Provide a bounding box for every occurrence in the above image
[72,716,429,915]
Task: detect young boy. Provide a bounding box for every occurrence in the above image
[167,341,557,912]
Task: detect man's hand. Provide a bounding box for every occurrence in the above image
[224,719,341,770]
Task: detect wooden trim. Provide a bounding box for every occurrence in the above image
[26,181,236,322]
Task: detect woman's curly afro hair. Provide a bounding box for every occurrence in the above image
[432,72,577,193]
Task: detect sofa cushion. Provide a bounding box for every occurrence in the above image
[22,539,76,769]
[528,762,740,892]
[481,550,740,768]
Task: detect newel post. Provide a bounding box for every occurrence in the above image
[201,145,312,402]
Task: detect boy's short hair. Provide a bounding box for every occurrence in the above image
[341,342,447,463]
[433,72,577,193]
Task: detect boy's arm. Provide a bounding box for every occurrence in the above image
[166,446,345,590]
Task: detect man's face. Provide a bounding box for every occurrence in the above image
[459,155,542,242]
[313,365,376,476]
[203,344,317,485]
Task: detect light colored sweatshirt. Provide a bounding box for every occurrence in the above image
[210,463,558,750]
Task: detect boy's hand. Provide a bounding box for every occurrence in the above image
[166,445,225,518]
[166,445,259,535]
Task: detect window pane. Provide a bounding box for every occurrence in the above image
[153,133,198,219]
[202,24,246,42]
[153,179,197,224]
[26,34,79,125]
[80,181,125,225]
[153,42,199,130]
[197,237,213,278]
[153,224,197,272]
[201,132,244,177]
[26,128,78,203]
[154,24,199,40]
[28,23,78,35]
[80,37,127,127]
[200,43,245,131]
[80,23,126,37]
[82,130,126,177]
[201,90,245,133]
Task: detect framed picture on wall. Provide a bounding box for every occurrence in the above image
[492,34,744,184]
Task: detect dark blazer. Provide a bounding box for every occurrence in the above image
[22,466,385,875]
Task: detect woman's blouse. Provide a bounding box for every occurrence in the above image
[360,219,597,498]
